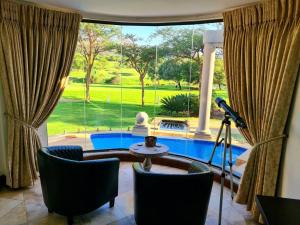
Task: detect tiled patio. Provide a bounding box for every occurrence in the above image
[0,162,257,225]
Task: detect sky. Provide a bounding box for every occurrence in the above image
[121,22,223,45]
[122,26,157,41]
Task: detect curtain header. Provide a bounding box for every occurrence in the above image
[223,0,300,30]
[0,0,82,30]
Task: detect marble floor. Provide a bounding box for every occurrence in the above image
[0,162,258,225]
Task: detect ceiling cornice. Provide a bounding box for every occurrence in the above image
[24,0,262,24]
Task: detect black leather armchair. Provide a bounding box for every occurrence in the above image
[38,146,120,225]
[133,162,214,225]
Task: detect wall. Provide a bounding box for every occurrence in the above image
[38,122,48,147]
[279,70,300,199]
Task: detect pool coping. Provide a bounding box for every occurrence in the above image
[84,149,241,192]
[84,148,243,178]
[89,132,246,176]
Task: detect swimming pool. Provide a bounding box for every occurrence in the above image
[90,133,246,167]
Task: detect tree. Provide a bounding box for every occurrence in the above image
[77,23,120,102]
[71,52,85,71]
[146,59,160,85]
[213,59,226,90]
[154,28,203,79]
[159,59,182,89]
[123,35,156,106]
[158,59,199,90]
[154,27,204,97]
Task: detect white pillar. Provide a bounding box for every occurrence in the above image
[196,44,216,136]
[195,30,223,137]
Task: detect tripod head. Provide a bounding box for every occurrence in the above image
[222,112,232,126]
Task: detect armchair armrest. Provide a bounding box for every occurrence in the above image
[43,156,120,215]
[133,162,212,187]
[188,161,211,174]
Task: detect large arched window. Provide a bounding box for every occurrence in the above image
[47,21,247,172]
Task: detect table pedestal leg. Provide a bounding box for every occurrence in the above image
[143,157,152,171]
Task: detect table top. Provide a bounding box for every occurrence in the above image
[256,195,300,225]
[129,142,169,158]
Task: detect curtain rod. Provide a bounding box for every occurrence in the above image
[82,18,223,26]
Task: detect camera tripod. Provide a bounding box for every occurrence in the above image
[208,112,234,225]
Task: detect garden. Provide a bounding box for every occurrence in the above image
[46,23,245,142]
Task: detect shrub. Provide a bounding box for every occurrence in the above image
[211,91,229,118]
[104,75,121,85]
[160,94,199,116]
[68,77,85,84]
[91,75,105,84]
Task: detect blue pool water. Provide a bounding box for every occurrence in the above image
[90,133,246,167]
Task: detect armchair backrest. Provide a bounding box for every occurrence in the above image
[45,145,83,161]
[133,162,214,225]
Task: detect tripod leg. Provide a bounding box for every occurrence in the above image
[208,122,224,165]
[228,125,234,200]
[218,123,228,225]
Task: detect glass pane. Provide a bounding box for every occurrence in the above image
[85,24,123,150]
[121,26,158,136]
[46,21,248,176]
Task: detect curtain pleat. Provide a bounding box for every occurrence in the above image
[0,0,82,188]
[223,0,300,220]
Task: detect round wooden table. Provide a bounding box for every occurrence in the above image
[129,142,169,171]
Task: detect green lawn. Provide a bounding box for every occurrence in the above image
[47,68,229,137]
[47,82,228,136]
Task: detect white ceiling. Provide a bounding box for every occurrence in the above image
[27,0,260,23]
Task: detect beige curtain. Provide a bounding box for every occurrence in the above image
[0,0,81,188]
[223,0,300,220]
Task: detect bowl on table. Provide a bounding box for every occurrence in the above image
[145,136,157,147]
